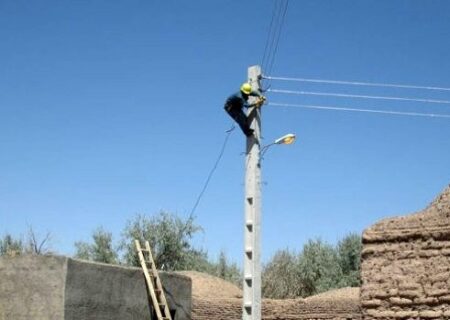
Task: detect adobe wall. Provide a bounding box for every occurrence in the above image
[0,255,191,320]
[0,255,66,320]
[185,271,361,320]
[191,292,361,320]
[361,185,450,319]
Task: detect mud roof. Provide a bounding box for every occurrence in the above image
[363,185,450,242]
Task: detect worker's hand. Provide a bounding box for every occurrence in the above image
[255,96,266,107]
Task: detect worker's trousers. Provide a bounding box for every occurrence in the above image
[224,104,252,136]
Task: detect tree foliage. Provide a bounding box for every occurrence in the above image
[72,212,242,285]
[0,227,52,256]
[0,234,24,256]
[69,212,360,297]
[262,249,302,298]
[74,227,118,264]
[119,212,208,271]
[298,239,342,296]
[337,232,362,287]
[262,234,362,299]
[212,250,241,287]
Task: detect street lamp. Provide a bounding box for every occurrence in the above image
[275,133,296,145]
[261,133,297,158]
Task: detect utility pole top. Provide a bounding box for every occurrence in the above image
[248,65,262,88]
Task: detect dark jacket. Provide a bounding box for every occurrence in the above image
[225,90,262,110]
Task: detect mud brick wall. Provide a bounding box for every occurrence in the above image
[361,185,450,319]
[183,271,361,320]
[191,288,361,320]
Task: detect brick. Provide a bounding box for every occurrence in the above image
[376,310,396,318]
[419,250,440,258]
[387,288,398,296]
[389,297,413,306]
[414,297,438,305]
[438,295,450,303]
[427,288,448,297]
[398,282,421,291]
[366,309,396,318]
[429,272,450,282]
[373,290,389,298]
[394,310,418,318]
[365,309,379,317]
[361,299,382,307]
[419,310,443,318]
[397,250,415,259]
[398,289,421,298]
[423,240,445,249]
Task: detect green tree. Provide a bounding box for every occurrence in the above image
[74,227,118,264]
[262,234,363,299]
[298,239,343,296]
[337,233,362,287]
[212,250,241,287]
[0,234,24,256]
[262,249,302,299]
[120,212,208,271]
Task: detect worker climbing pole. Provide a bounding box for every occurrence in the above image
[223,83,266,137]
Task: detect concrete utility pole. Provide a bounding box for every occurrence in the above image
[243,65,262,320]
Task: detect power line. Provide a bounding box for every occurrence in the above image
[260,0,290,79]
[189,125,235,218]
[266,0,289,77]
[268,102,450,119]
[264,75,450,92]
[268,88,450,105]
[261,0,280,71]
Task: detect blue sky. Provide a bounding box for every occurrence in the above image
[1,0,449,263]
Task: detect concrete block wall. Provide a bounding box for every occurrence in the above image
[361,185,450,319]
[0,255,191,320]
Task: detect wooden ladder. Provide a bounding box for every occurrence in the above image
[135,240,172,320]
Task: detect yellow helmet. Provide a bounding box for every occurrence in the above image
[240,83,252,95]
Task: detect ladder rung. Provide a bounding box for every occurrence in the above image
[135,240,172,320]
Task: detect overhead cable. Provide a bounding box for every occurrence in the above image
[264,76,450,92]
[189,125,235,218]
[266,0,289,76]
[261,0,289,78]
[268,89,450,105]
[268,102,450,119]
[261,0,280,71]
